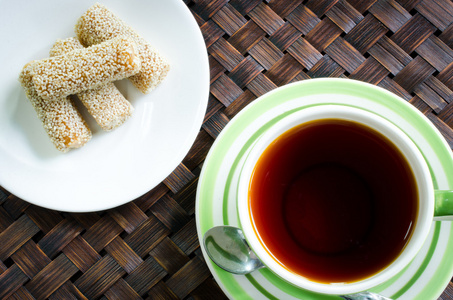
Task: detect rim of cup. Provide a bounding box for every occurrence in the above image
[237,104,434,295]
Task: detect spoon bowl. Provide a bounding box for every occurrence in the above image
[203,225,264,275]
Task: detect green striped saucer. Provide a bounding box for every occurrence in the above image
[196,78,453,300]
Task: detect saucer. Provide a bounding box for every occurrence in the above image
[196,78,453,299]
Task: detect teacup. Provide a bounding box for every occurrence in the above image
[237,104,453,295]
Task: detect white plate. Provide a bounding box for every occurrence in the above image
[0,0,209,212]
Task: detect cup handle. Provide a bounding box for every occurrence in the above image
[434,190,453,221]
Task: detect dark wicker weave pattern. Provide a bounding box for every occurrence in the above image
[2,0,453,299]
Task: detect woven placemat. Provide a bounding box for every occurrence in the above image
[2,0,453,299]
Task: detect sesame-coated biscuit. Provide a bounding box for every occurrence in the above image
[19,62,92,152]
[50,38,134,131]
[75,3,170,94]
[32,36,141,101]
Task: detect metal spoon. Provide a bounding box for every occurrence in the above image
[203,225,265,275]
[203,225,391,300]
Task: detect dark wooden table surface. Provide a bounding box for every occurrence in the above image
[2,0,453,299]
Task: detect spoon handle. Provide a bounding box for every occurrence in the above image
[341,291,392,300]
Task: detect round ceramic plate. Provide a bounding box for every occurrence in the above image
[0,0,209,212]
[196,78,453,300]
